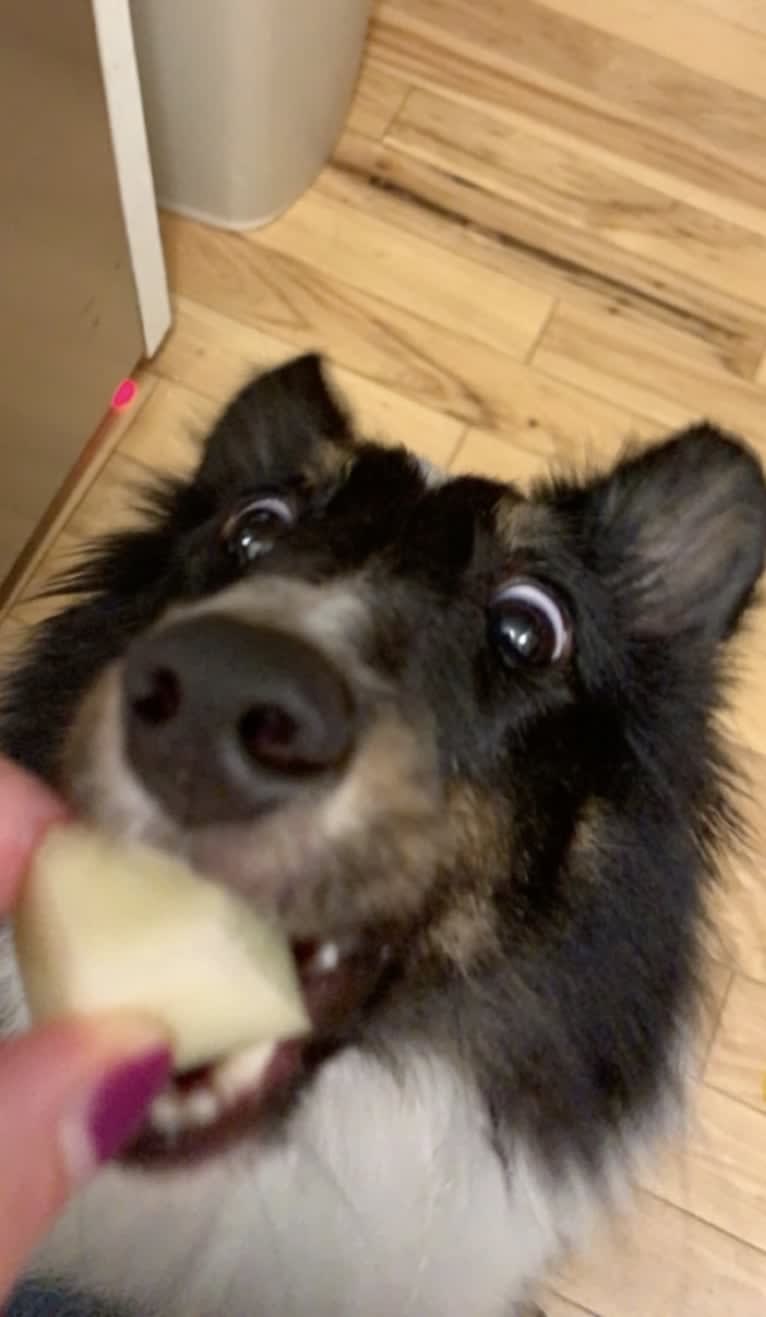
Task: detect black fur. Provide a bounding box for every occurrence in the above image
[3,353,765,1197]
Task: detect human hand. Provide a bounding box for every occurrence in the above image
[0,757,171,1302]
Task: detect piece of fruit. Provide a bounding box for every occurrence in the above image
[14,824,309,1070]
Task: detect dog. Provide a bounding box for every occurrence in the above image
[1,353,765,1317]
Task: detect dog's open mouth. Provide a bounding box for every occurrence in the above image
[125,933,392,1167]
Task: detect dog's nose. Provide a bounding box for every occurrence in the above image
[122,615,355,824]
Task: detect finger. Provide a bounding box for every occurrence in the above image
[0,757,67,912]
[0,1014,170,1301]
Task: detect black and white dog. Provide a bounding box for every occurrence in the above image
[2,355,764,1316]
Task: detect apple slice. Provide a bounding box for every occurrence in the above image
[14,824,309,1070]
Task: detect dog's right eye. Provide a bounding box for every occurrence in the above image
[222,494,296,566]
[488,579,571,668]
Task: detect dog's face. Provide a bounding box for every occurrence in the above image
[5,355,766,1167]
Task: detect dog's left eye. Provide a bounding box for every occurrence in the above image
[222,494,296,565]
[488,579,571,667]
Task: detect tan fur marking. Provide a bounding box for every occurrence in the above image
[495,497,555,550]
[303,440,354,488]
[568,797,614,894]
[423,783,509,970]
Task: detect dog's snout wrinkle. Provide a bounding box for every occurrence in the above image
[123,614,356,826]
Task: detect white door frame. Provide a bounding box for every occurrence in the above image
[92,0,170,355]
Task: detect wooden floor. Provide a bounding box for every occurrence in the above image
[4,1,766,1311]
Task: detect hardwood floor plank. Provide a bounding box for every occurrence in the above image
[706,748,766,984]
[722,604,766,758]
[544,1294,599,1317]
[710,854,766,984]
[450,426,565,485]
[693,962,735,1079]
[706,975,766,1113]
[161,218,662,455]
[370,11,766,214]
[160,213,517,430]
[554,1189,766,1316]
[62,453,154,544]
[346,59,410,140]
[153,297,465,470]
[379,0,766,160]
[640,1083,766,1253]
[327,132,766,380]
[11,532,85,626]
[248,188,553,358]
[534,301,766,447]
[387,88,766,312]
[683,0,766,38]
[118,374,220,478]
[536,0,766,99]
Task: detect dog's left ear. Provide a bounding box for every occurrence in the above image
[198,354,353,488]
[580,425,766,645]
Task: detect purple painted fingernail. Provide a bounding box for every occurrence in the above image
[87,1046,172,1164]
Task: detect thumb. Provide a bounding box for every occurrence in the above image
[0,1014,170,1300]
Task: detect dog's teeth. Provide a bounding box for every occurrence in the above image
[213,1042,275,1105]
[316,940,341,972]
[303,937,355,977]
[182,1087,222,1129]
[149,1044,276,1140]
[150,1083,223,1137]
[150,1091,184,1139]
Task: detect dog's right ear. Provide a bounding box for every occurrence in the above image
[197,354,353,490]
[576,424,766,648]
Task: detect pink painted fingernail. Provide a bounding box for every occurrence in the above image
[87,1046,171,1165]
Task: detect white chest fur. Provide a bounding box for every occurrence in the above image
[34,1047,602,1317]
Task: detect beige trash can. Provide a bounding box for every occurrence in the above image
[130,0,373,230]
